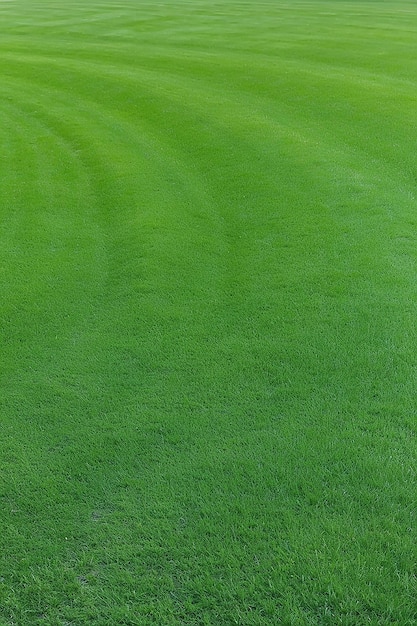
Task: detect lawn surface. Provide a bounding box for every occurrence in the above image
[1,1,417,624]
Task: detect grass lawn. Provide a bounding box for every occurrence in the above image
[1,0,417,623]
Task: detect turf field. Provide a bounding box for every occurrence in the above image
[1,1,417,624]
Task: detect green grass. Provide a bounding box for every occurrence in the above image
[1,0,417,623]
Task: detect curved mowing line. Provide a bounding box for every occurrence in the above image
[0,100,107,280]
[3,50,415,282]
[2,2,417,624]
[0,2,411,402]
[2,37,416,198]
[1,49,410,208]
[4,41,417,96]
[0,6,412,404]
[1,2,416,355]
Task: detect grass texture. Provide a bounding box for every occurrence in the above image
[1,1,417,624]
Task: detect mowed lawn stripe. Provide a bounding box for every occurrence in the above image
[1,1,417,624]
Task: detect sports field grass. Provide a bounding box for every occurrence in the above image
[1,1,417,624]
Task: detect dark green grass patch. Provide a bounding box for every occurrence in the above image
[1,1,417,624]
